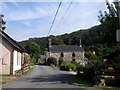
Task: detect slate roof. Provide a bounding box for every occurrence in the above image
[49,45,84,52]
[0,30,25,52]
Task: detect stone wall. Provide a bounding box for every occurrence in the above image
[46,51,85,65]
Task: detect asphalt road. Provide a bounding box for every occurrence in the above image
[2,65,101,89]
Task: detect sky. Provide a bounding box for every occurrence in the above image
[2,0,109,41]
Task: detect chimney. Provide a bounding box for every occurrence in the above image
[79,39,82,47]
[48,38,52,48]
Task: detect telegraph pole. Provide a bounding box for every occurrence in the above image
[116,1,120,46]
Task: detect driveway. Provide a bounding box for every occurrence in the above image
[2,65,101,89]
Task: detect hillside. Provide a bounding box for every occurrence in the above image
[19,24,104,50]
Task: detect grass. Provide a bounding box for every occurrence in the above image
[94,85,120,90]
[71,75,93,87]
[0,75,17,85]
[71,75,120,90]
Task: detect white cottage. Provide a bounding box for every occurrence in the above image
[0,30,25,75]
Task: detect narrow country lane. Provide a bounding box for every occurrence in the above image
[2,65,101,89]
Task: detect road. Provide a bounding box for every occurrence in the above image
[2,65,101,89]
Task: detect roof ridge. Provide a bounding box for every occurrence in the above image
[50,44,84,52]
[1,30,25,52]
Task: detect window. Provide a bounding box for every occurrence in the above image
[72,53,75,62]
[17,52,21,65]
[17,52,19,65]
[60,53,64,57]
[2,52,10,65]
[2,58,7,65]
[72,53,75,57]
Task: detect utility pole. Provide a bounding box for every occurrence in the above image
[118,1,120,29]
[116,0,120,46]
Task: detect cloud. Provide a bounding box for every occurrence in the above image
[4,2,108,41]
[3,2,51,21]
[22,21,32,26]
[6,8,46,21]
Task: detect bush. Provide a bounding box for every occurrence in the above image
[115,76,120,86]
[76,64,84,75]
[30,57,36,64]
[83,67,95,82]
[105,76,120,86]
[60,62,76,71]
[58,57,64,65]
[105,78,116,86]
[47,57,57,66]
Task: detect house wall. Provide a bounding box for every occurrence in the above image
[0,33,2,75]
[13,50,22,74]
[46,51,85,65]
[1,38,13,74]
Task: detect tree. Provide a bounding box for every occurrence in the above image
[98,0,120,44]
[25,42,40,59]
[50,36,64,45]
[85,51,98,60]
[0,14,6,30]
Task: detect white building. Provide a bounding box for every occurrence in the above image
[0,30,26,75]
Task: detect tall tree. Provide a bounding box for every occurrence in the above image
[25,42,41,59]
[98,0,120,44]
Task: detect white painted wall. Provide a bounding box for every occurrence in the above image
[2,38,13,74]
[13,50,22,74]
[0,33,2,75]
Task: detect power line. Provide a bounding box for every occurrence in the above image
[55,1,73,31]
[47,0,62,37]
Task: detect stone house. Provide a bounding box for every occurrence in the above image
[0,30,29,75]
[46,39,86,66]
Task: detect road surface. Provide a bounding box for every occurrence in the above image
[2,65,101,89]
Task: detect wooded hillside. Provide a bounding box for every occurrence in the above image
[19,24,104,50]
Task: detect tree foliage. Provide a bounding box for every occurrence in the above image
[25,42,40,59]
[98,0,120,44]
[0,14,6,30]
[47,57,57,66]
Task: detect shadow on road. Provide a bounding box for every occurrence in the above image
[25,74,73,85]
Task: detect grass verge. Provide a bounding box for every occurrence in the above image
[0,65,34,85]
[71,75,120,90]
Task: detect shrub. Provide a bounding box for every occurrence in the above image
[83,67,95,82]
[47,57,57,66]
[105,76,120,86]
[58,57,64,65]
[105,78,116,86]
[115,76,120,86]
[30,57,36,64]
[76,64,84,75]
[60,62,76,71]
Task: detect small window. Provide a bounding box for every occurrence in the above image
[17,52,21,65]
[72,53,75,57]
[2,57,7,65]
[2,52,10,65]
[60,53,64,57]
[72,53,75,62]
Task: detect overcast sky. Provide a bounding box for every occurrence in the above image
[2,0,109,41]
